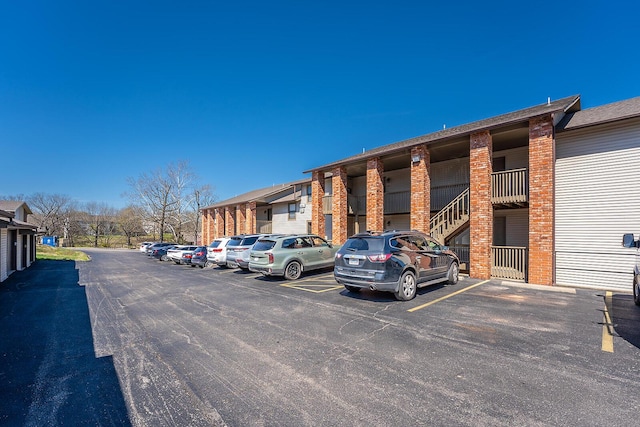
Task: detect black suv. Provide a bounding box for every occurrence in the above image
[334,230,459,301]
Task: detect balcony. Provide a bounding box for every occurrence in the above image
[256,220,272,233]
[491,168,528,207]
[491,246,528,281]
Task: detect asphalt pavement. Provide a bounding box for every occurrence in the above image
[2,249,640,426]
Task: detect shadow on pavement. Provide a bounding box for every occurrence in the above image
[0,260,131,426]
[610,293,640,349]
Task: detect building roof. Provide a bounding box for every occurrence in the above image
[304,95,581,173]
[203,177,311,209]
[0,200,32,215]
[557,96,640,132]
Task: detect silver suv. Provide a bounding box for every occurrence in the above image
[334,230,459,301]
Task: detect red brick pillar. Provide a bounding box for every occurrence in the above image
[311,171,326,238]
[225,207,235,236]
[469,130,493,280]
[366,157,385,232]
[236,204,246,234]
[214,208,224,238]
[246,202,256,234]
[203,208,215,244]
[410,145,431,233]
[528,115,555,285]
[332,166,348,245]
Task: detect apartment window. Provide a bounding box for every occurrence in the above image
[306,184,312,201]
[288,203,297,220]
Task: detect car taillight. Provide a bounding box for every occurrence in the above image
[196,251,205,256]
[268,253,274,264]
[367,253,392,263]
[185,254,192,258]
[212,248,222,252]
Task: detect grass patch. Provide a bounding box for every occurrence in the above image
[36,245,91,261]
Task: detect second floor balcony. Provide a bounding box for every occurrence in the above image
[321,168,529,215]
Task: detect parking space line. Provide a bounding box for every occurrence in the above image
[601,291,614,353]
[407,280,490,312]
[281,282,343,293]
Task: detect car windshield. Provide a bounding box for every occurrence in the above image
[227,238,243,247]
[343,237,385,252]
[240,236,259,246]
[253,240,276,251]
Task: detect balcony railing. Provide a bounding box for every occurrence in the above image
[491,168,528,206]
[491,246,528,281]
[256,220,272,233]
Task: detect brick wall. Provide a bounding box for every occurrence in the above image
[332,166,348,244]
[469,130,493,280]
[225,207,235,236]
[366,157,384,232]
[528,115,555,285]
[246,202,256,234]
[215,208,224,238]
[410,145,431,233]
[311,171,325,238]
[236,204,246,234]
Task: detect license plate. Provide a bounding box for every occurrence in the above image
[348,258,359,266]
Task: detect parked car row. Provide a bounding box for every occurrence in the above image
[140,242,208,268]
[139,230,460,301]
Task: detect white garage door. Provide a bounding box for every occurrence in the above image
[556,118,640,291]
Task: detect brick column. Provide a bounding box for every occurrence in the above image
[225,206,235,236]
[236,204,246,234]
[528,115,555,285]
[246,202,256,234]
[311,171,326,238]
[214,208,225,238]
[469,130,493,280]
[366,157,385,232]
[410,145,431,233]
[332,166,348,245]
[203,208,215,244]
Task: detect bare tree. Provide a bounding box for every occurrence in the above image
[118,206,145,247]
[127,160,217,244]
[26,193,74,236]
[84,202,117,247]
[189,185,216,244]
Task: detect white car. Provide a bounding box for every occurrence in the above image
[139,242,154,252]
[166,245,199,264]
[206,237,237,267]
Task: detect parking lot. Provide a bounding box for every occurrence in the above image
[2,248,640,426]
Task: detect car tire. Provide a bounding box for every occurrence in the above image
[634,275,640,306]
[174,260,180,265]
[344,285,361,293]
[394,271,417,301]
[284,261,302,280]
[447,262,459,285]
[161,255,168,262]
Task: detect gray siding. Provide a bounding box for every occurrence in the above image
[555,118,640,291]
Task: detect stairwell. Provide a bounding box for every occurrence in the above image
[430,187,469,244]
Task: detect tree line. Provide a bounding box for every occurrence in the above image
[2,161,216,247]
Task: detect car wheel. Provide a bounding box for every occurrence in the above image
[174,260,180,265]
[284,261,302,280]
[161,255,168,262]
[344,285,361,293]
[394,271,417,301]
[447,262,459,285]
[634,275,640,306]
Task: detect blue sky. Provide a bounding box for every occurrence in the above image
[2,0,639,208]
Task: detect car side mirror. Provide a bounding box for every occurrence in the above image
[622,233,637,248]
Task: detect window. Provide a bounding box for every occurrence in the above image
[288,203,297,220]
[306,185,312,201]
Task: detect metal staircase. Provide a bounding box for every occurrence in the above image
[430,187,469,244]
